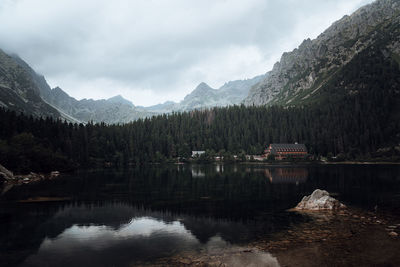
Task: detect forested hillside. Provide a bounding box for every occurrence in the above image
[1,64,399,174]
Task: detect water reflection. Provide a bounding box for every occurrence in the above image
[19,203,287,267]
[191,166,205,178]
[1,164,399,267]
[215,164,224,173]
[264,168,308,184]
[24,213,198,266]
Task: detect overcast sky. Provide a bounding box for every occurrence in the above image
[0,0,374,106]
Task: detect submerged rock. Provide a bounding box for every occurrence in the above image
[295,189,346,211]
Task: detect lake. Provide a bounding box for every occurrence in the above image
[1,164,399,266]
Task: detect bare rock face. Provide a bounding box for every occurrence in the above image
[0,49,62,119]
[295,189,346,211]
[244,0,400,106]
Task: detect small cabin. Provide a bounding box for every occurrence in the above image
[264,143,307,160]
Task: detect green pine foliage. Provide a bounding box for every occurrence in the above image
[0,87,398,172]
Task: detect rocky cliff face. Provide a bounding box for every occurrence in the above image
[0,49,61,119]
[244,0,400,106]
[10,54,53,101]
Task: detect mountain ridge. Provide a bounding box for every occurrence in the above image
[0,49,62,119]
[7,55,155,124]
[2,0,399,124]
[244,0,400,106]
[6,50,265,122]
[146,75,264,113]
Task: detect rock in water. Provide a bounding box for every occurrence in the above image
[295,189,346,211]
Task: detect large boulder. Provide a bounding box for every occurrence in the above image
[295,189,346,211]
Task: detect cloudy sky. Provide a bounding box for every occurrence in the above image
[0,0,374,106]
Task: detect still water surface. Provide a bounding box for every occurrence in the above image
[1,164,399,266]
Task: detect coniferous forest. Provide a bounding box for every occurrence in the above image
[1,40,400,173]
[0,91,399,173]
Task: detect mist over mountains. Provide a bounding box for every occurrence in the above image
[142,76,264,113]
[0,49,265,123]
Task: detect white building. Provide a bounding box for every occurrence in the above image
[192,151,205,157]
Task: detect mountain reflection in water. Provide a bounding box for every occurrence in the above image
[17,202,292,267]
[1,164,399,267]
[24,206,198,267]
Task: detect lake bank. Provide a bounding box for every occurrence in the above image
[0,164,61,195]
[239,161,400,166]
[145,208,400,266]
[257,208,400,267]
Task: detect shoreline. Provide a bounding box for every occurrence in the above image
[1,164,61,195]
[252,208,400,267]
[238,161,400,166]
[142,208,400,266]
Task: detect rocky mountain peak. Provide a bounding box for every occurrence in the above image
[194,82,213,92]
[183,82,214,101]
[107,95,134,106]
[244,0,400,106]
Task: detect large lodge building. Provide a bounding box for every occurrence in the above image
[264,143,308,160]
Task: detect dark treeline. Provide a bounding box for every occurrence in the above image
[1,42,400,173]
[0,95,398,173]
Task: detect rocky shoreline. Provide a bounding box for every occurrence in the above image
[134,191,399,267]
[254,209,399,266]
[136,208,399,267]
[0,164,60,194]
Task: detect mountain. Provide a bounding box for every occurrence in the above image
[176,75,264,111]
[147,75,264,113]
[178,82,219,110]
[178,76,265,110]
[218,76,265,103]
[10,54,53,100]
[140,101,177,113]
[8,54,155,124]
[244,0,400,106]
[7,51,262,122]
[0,49,62,119]
[45,87,154,124]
